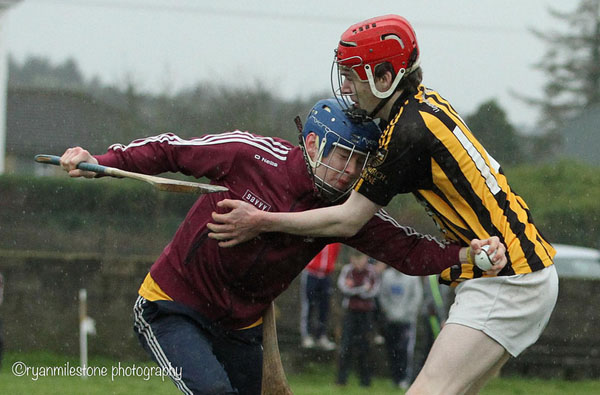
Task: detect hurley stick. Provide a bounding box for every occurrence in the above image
[262,303,293,395]
[35,154,228,194]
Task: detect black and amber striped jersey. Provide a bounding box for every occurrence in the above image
[355,85,555,285]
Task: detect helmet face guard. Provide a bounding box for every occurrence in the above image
[300,99,381,202]
[331,15,420,118]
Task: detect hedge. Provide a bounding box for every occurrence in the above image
[2,158,598,255]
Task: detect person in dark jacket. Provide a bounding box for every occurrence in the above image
[336,250,380,387]
[0,272,4,370]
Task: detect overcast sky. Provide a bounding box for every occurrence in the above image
[4,0,574,130]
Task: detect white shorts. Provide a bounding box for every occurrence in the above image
[445,265,558,357]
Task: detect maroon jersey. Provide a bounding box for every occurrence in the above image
[95,132,461,329]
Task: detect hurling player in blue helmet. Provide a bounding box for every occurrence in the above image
[300,98,381,202]
[62,97,488,394]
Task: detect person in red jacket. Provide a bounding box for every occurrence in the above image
[300,243,340,350]
[59,98,505,395]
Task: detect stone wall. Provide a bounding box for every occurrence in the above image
[1,250,598,379]
[1,250,151,360]
[502,277,600,379]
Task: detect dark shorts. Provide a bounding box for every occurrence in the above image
[133,296,263,395]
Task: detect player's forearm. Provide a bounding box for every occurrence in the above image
[258,203,366,238]
[208,191,382,247]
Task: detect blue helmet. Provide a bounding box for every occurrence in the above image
[301,98,381,201]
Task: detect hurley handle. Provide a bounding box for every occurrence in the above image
[34,154,111,175]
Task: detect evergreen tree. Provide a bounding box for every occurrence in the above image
[527,0,600,133]
[466,99,523,166]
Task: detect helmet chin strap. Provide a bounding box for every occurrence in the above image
[344,68,399,122]
[365,64,405,99]
[363,56,421,120]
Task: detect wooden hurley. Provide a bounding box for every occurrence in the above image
[34,154,228,194]
[261,303,293,395]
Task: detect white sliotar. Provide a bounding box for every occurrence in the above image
[474,245,495,271]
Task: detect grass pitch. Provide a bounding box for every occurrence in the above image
[2,351,599,394]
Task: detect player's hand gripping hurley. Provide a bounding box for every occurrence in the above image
[35,154,228,194]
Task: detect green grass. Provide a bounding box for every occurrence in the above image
[2,352,600,394]
[288,375,600,395]
[287,363,600,395]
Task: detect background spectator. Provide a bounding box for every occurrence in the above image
[0,272,4,370]
[378,268,423,389]
[336,250,380,387]
[299,243,340,351]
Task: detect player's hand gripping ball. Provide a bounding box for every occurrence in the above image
[474,245,495,271]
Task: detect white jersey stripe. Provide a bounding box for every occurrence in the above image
[375,209,447,248]
[180,137,289,161]
[197,131,290,153]
[122,130,291,153]
[109,132,291,160]
[451,126,501,195]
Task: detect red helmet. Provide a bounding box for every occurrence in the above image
[335,15,420,98]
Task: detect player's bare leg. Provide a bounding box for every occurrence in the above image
[407,323,507,395]
[463,350,510,395]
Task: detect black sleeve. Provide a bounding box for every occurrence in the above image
[356,119,432,206]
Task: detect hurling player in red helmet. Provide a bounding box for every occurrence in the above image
[209,15,557,395]
[331,14,421,123]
